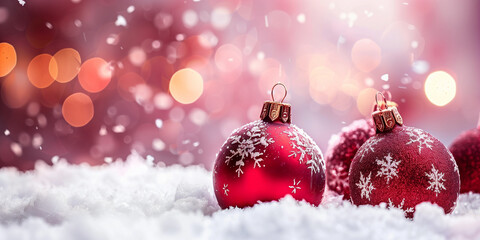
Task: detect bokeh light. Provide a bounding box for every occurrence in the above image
[356,88,378,117]
[117,72,145,101]
[0,42,17,77]
[62,93,94,127]
[27,54,56,88]
[425,71,456,107]
[49,48,81,83]
[1,71,33,109]
[128,47,146,67]
[309,67,337,105]
[0,7,8,24]
[214,44,243,72]
[78,57,112,93]
[211,7,231,29]
[0,0,478,170]
[169,68,204,104]
[351,38,382,73]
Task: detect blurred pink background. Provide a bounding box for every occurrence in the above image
[0,0,479,170]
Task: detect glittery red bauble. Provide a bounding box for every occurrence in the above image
[450,127,480,193]
[213,120,326,209]
[349,125,460,217]
[326,119,375,199]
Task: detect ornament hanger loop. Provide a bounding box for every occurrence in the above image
[382,90,392,102]
[375,91,388,110]
[271,82,287,103]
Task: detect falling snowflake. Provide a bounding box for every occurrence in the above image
[356,137,383,162]
[425,164,446,197]
[284,125,324,174]
[376,153,401,184]
[328,163,349,192]
[404,128,434,154]
[223,184,229,196]
[224,121,274,177]
[356,172,375,200]
[18,0,26,6]
[387,198,414,215]
[289,179,301,194]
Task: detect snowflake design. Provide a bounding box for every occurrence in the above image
[224,121,274,177]
[387,198,414,214]
[289,179,301,194]
[223,184,229,196]
[284,126,323,174]
[448,151,459,173]
[356,137,383,162]
[375,153,401,184]
[404,128,434,154]
[356,172,375,200]
[329,163,349,192]
[425,164,446,197]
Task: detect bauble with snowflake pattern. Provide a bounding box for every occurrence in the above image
[449,118,480,193]
[349,93,460,217]
[325,119,375,200]
[213,83,326,209]
[325,96,397,200]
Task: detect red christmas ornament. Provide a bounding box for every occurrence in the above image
[213,83,326,209]
[326,93,396,199]
[349,93,460,217]
[325,119,375,199]
[449,117,480,193]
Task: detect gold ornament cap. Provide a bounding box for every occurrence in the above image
[372,92,403,133]
[260,83,291,123]
[372,91,398,112]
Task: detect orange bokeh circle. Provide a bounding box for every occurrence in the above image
[78,57,112,93]
[1,71,33,109]
[62,92,94,127]
[169,68,204,104]
[27,54,56,88]
[49,48,81,83]
[117,72,145,101]
[351,39,382,73]
[0,42,17,77]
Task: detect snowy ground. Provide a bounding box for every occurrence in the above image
[1,154,479,240]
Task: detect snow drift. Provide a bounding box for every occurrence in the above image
[0,154,479,240]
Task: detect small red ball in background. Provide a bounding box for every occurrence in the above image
[450,127,480,193]
[213,120,325,209]
[325,119,375,199]
[349,125,460,217]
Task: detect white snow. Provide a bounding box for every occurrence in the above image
[0,153,480,239]
[115,15,127,27]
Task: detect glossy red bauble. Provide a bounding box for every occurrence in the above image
[213,120,325,209]
[450,127,480,193]
[349,125,460,217]
[325,119,375,199]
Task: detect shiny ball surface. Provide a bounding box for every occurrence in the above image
[213,120,325,209]
[449,128,480,193]
[349,125,460,217]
